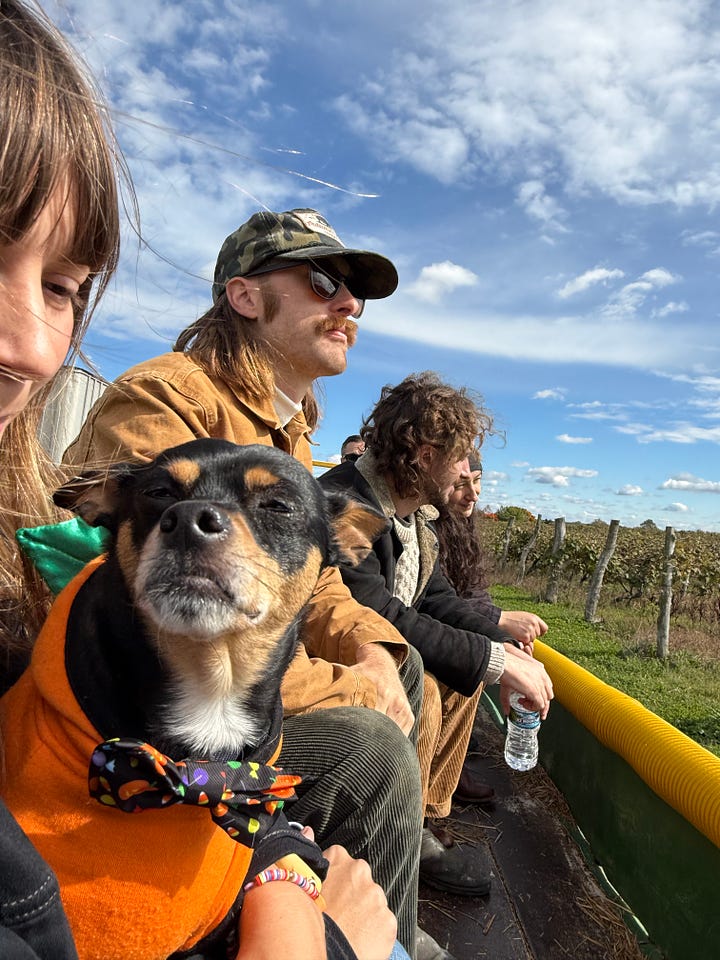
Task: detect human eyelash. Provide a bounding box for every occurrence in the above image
[43,280,85,316]
[43,279,76,300]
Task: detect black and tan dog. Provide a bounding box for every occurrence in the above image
[0,439,387,960]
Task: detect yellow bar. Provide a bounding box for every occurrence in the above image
[535,639,720,849]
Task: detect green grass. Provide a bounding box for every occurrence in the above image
[492,584,720,758]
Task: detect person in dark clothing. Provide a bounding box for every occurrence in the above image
[436,452,548,647]
[320,372,554,912]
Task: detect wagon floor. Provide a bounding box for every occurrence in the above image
[417,707,647,960]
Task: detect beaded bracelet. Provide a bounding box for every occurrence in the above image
[244,866,321,901]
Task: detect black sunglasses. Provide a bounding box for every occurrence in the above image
[308,264,365,319]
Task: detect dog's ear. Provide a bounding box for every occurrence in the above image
[324,491,389,566]
[53,464,134,532]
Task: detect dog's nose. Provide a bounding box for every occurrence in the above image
[159,501,231,540]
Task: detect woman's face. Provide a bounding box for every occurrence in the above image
[0,189,88,437]
[449,469,482,517]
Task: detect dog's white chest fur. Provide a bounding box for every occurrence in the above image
[162,679,261,757]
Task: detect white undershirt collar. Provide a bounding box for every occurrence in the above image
[273,387,303,428]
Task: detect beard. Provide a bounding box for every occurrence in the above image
[423,476,452,512]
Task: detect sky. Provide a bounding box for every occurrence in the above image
[46,0,720,531]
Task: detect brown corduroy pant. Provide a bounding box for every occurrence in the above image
[417,672,482,819]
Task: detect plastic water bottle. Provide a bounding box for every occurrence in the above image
[504,691,541,771]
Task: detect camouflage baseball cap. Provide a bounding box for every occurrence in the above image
[211,208,398,303]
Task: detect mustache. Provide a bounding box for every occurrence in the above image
[316,316,358,347]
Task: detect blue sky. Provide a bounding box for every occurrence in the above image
[48,0,720,531]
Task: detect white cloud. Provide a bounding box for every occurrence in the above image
[42,0,341,353]
[406,261,479,302]
[680,230,720,256]
[527,465,599,487]
[617,484,644,495]
[660,372,720,393]
[654,301,689,318]
[666,502,689,512]
[334,93,470,185]
[570,404,630,421]
[557,434,592,444]
[681,229,720,247]
[41,0,720,385]
[615,421,720,444]
[603,267,681,319]
[363,292,712,368]
[516,180,567,228]
[557,267,624,299]
[639,268,678,287]
[533,388,566,400]
[661,474,720,493]
[572,412,620,421]
[331,0,720,207]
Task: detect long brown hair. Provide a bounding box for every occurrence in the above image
[435,510,489,598]
[174,286,320,431]
[0,0,123,680]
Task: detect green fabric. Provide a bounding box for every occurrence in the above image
[16,518,109,596]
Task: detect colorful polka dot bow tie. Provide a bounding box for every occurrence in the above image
[89,738,301,845]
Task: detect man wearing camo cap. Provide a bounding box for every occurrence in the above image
[211,207,398,301]
[65,207,449,958]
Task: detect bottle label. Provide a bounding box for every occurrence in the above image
[509,707,541,730]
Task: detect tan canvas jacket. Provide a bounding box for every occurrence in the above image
[64,351,408,713]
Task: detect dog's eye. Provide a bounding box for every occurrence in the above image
[259,498,292,514]
[143,487,177,501]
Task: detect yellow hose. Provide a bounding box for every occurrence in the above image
[534,639,720,850]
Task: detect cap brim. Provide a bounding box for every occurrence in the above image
[264,246,398,300]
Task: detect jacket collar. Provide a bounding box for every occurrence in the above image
[226,379,311,442]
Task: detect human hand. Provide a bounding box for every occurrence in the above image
[322,845,397,960]
[498,610,548,650]
[352,643,414,736]
[500,645,553,719]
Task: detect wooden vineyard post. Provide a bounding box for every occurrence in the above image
[584,519,620,622]
[544,517,566,603]
[517,514,542,584]
[500,516,515,569]
[657,525,676,659]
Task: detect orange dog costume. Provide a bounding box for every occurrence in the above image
[0,559,307,960]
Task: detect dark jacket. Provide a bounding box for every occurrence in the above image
[458,585,501,624]
[319,459,512,696]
